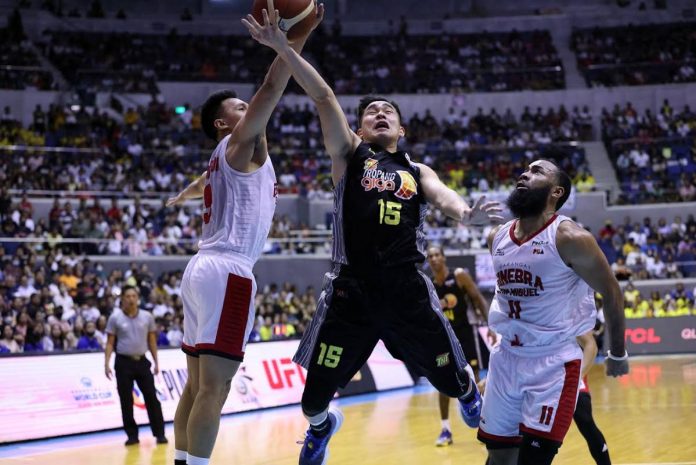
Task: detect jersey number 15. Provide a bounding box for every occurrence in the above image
[378,199,402,226]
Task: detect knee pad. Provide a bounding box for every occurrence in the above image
[519,434,561,465]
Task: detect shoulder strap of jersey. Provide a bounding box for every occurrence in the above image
[491,219,515,251]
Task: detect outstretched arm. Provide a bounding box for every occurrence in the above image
[166,172,206,207]
[557,221,628,377]
[418,164,503,225]
[243,3,361,184]
[228,1,323,170]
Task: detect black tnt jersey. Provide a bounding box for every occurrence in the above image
[338,142,427,270]
[434,271,472,330]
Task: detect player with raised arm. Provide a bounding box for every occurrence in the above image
[243,12,503,465]
[166,3,324,465]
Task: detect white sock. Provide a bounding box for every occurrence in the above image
[174,449,187,461]
[187,453,210,465]
[441,419,451,430]
[305,409,329,426]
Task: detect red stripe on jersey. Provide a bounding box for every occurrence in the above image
[520,359,581,443]
[509,214,558,246]
[197,273,252,359]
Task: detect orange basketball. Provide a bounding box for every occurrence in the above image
[251,0,317,41]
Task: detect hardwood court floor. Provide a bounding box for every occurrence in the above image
[2,355,695,465]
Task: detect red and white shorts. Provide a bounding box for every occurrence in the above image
[181,250,256,361]
[478,340,581,446]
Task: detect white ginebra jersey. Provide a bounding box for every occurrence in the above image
[198,135,277,263]
[489,214,593,347]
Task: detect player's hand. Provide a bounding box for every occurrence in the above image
[166,194,184,207]
[153,362,160,375]
[477,378,487,395]
[605,357,629,377]
[486,327,497,346]
[105,365,113,380]
[462,196,504,226]
[305,2,325,34]
[242,0,289,52]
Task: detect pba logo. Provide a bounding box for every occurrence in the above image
[395,170,418,200]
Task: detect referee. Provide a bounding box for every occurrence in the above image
[105,284,167,446]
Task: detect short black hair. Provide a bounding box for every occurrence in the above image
[357,95,403,126]
[540,159,572,211]
[122,284,139,296]
[427,245,445,257]
[201,89,237,141]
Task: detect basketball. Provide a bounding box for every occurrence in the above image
[251,0,317,41]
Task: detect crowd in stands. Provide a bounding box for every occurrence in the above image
[0,245,318,354]
[601,100,696,204]
[572,22,696,87]
[0,13,56,91]
[622,282,695,319]
[1,99,592,198]
[37,25,564,94]
[598,214,696,280]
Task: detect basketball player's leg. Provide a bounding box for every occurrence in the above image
[435,327,479,445]
[518,349,582,465]
[573,392,611,465]
[174,257,201,464]
[174,353,199,463]
[186,354,239,459]
[478,345,523,464]
[182,258,256,464]
[384,271,476,400]
[295,272,377,463]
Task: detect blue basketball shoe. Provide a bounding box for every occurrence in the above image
[299,407,344,465]
[435,428,453,446]
[459,387,482,428]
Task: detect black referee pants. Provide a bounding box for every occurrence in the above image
[115,354,165,440]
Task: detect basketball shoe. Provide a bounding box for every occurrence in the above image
[298,407,344,465]
[435,428,453,446]
[459,387,482,428]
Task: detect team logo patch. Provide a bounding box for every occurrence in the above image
[361,159,396,192]
[395,170,418,200]
[436,352,450,367]
[364,158,379,170]
[494,248,505,256]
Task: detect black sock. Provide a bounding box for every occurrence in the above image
[174,460,186,465]
[310,417,331,438]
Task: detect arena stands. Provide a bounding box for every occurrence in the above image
[572,22,696,87]
[0,17,55,91]
[37,27,563,94]
[0,101,590,197]
[601,100,696,204]
[0,245,317,355]
[598,214,696,279]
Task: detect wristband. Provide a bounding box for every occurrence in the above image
[606,350,628,361]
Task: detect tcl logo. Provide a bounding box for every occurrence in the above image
[262,358,306,390]
[625,328,661,344]
[682,328,696,340]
